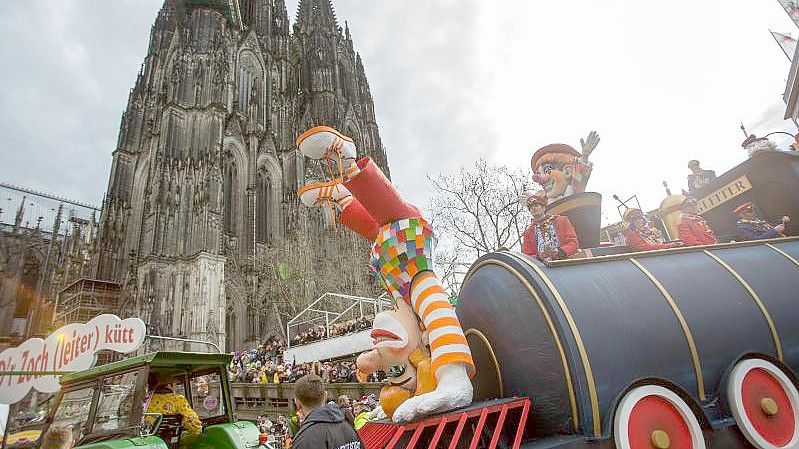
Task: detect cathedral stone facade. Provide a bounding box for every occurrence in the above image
[93,0,388,351]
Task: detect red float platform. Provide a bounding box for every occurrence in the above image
[358,397,531,449]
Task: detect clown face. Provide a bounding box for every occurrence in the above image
[532,154,579,200]
[531,144,592,203]
[356,299,423,379]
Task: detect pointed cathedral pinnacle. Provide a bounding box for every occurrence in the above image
[295,0,338,31]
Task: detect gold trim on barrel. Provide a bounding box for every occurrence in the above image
[504,252,602,437]
[547,236,799,268]
[463,328,504,397]
[629,258,706,401]
[703,250,783,361]
[766,243,799,269]
[463,258,580,431]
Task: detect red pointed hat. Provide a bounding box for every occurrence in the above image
[623,208,644,221]
[733,202,752,214]
[531,144,581,169]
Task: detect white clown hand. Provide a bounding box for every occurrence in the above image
[369,405,387,421]
[579,131,600,159]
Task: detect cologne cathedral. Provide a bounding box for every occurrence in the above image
[2,0,390,351]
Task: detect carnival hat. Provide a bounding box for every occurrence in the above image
[623,208,644,221]
[531,143,581,169]
[733,202,753,214]
[679,195,698,208]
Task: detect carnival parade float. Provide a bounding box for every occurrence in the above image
[321,124,799,448]
[2,128,795,449]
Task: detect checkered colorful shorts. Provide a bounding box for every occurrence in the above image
[370,217,436,302]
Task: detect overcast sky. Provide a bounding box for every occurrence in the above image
[1,0,797,225]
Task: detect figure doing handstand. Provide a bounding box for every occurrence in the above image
[295,126,474,423]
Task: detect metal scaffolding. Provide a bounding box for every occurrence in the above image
[54,278,123,326]
[286,292,391,348]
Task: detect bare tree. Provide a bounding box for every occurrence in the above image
[434,242,472,299]
[428,159,533,261]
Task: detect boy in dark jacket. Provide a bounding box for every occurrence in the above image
[292,374,363,449]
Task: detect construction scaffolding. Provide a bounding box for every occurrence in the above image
[54,278,123,327]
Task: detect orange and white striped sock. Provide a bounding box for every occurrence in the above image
[334,194,354,212]
[410,271,474,378]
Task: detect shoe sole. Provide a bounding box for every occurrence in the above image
[295,125,353,147]
[297,180,342,207]
[296,126,356,160]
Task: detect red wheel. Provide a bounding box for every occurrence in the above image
[728,359,799,449]
[615,385,705,449]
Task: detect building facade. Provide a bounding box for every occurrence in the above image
[0,184,100,347]
[89,0,388,351]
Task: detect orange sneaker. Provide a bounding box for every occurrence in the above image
[297,180,352,208]
[296,126,357,161]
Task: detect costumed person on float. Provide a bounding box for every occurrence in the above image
[521,191,580,260]
[686,160,716,193]
[622,208,682,252]
[295,126,474,423]
[734,201,790,241]
[677,196,718,246]
[530,131,599,204]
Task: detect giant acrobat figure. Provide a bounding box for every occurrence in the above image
[295,126,474,423]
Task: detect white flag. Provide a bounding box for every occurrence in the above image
[777,0,799,28]
[771,30,797,61]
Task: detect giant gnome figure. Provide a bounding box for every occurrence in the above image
[295,126,474,423]
[529,132,602,248]
[531,131,599,204]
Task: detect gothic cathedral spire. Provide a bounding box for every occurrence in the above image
[294,0,338,32]
[94,0,388,351]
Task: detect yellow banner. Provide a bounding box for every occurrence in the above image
[696,175,752,214]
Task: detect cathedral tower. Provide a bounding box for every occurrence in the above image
[94,0,389,350]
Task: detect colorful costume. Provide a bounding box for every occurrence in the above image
[146,392,203,435]
[736,219,781,240]
[734,201,785,241]
[678,214,717,246]
[522,216,579,259]
[329,157,473,375]
[296,126,473,423]
[623,209,681,252]
[521,191,579,259]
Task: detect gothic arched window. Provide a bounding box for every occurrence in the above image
[223,154,239,236]
[256,168,272,244]
[247,306,258,340]
[237,52,262,111]
[225,305,236,350]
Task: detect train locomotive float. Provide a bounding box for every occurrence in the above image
[296,125,799,448]
[458,237,799,449]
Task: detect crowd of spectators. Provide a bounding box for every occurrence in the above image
[330,317,371,338]
[290,316,372,346]
[228,334,387,385]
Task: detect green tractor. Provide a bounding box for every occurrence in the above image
[40,352,259,449]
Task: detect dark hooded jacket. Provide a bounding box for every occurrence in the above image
[292,403,363,449]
